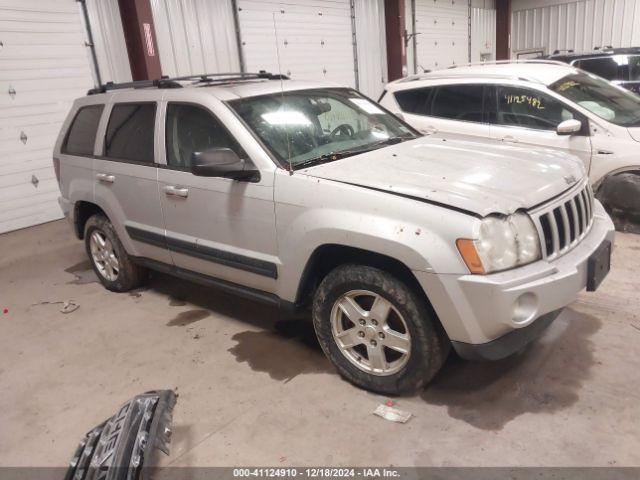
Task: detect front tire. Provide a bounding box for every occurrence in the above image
[84,214,147,292]
[312,264,449,395]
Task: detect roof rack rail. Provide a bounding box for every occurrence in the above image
[446,59,569,68]
[87,70,288,95]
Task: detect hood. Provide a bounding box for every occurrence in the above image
[299,137,585,217]
[628,127,640,143]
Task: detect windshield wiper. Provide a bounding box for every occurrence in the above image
[293,136,409,170]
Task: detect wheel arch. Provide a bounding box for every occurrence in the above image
[594,169,640,215]
[294,244,444,330]
[73,201,108,239]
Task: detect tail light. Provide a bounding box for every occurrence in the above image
[53,157,61,185]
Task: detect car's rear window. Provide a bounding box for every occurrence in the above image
[104,103,156,163]
[62,105,104,156]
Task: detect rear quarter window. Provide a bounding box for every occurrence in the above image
[62,105,104,156]
[394,87,433,115]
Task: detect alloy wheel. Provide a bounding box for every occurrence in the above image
[89,230,119,282]
[330,289,411,376]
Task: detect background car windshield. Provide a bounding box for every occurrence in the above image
[230,88,416,167]
[551,72,640,127]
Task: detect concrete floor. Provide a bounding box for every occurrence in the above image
[1,219,639,467]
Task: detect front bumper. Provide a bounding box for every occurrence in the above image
[416,200,615,359]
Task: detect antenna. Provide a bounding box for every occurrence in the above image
[272,12,293,175]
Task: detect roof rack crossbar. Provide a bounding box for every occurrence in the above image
[87,70,288,95]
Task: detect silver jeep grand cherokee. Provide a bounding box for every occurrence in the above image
[54,72,614,394]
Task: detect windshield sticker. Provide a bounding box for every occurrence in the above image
[504,94,546,110]
[349,98,384,114]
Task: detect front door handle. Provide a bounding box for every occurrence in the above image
[501,135,519,143]
[164,185,189,198]
[420,126,438,135]
[96,173,115,183]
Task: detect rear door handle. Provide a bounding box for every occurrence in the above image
[164,185,189,198]
[96,173,115,183]
[501,135,519,143]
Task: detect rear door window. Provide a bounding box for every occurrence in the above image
[394,87,433,115]
[430,85,484,122]
[63,105,104,155]
[104,103,156,163]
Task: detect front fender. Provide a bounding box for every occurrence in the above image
[274,173,476,302]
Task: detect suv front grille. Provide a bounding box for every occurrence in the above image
[532,183,594,261]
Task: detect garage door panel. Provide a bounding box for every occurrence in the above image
[0,102,68,120]
[0,155,55,176]
[0,76,92,93]
[413,0,470,71]
[0,43,87,59]
[0,167,55,189]
[0,0,94,233]
[0,177,58,204]
[0,57,89,72]
[0,203,63,234]
[0,122,64,143]
[0,19,84,33]
[0,88,85,107]
[237,0,356,87]
[0,8,80,23]
[0,67,90,82]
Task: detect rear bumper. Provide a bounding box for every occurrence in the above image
[58,196,74,228]
[66,390,176,480]
[416,200,615,351]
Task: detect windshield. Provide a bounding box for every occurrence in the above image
[229,88,417,168]
[550,72,640,127]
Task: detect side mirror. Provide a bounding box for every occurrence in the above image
[556,119,582,135]
[191,148,259,181]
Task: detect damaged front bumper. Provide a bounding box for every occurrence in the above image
[65,390,176,480]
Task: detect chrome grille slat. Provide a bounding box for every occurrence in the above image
[531,182,595,261]
[577,191,588,234]
[559,203,571,251]
[569,197,580,238]
[547,210,560,256]
[582,190,591,223]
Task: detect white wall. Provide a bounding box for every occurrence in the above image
[406,0,497,73]
[0,0,95,233]
[354,0,387,97]
[86,0,131,83]
[512,0,640,56]
[150,0,241,77]
[471,5,496,62]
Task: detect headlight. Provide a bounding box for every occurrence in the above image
[456,212,541,274]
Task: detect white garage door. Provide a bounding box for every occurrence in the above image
[413,0,470,71]
[0,0,94,233]
[237,0,357,88]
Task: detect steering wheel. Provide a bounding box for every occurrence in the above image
[330,124,355,139]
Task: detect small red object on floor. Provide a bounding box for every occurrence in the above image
[385,400,394,407]
[2,308,8,314]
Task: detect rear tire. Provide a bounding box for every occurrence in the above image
[84,214,147,292]
[312,264,449,395]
